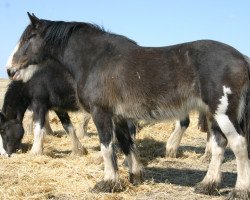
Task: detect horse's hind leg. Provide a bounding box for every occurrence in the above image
[126,120,137,140]
[114,118,143,185]
[197,113,212,161]
[195,119,227,195]
[55,110,87,156]
[77,110,91,138]
[215,115,250,199]
[166,116,190,158]
[44,112,53,135]
[91,106,122,193]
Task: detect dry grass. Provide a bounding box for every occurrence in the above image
[0,80,238,200]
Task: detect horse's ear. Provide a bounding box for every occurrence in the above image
[27,12,39,27]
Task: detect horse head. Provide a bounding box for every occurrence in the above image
[0,112,24,156]
[6,12,47,80]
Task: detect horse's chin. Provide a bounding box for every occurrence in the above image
[12,70,22,81]
[11,64,40,82]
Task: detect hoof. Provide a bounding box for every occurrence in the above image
[194,181,220,195]
[227,189,250,200]
[0,149,8,157]
[165,148,178,158]
[92,180,123,193]
[72,146,88,156]
[30,148,43,155]
[129,171,144,185]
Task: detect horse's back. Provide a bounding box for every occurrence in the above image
[83,39,249,120]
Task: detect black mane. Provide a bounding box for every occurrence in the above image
[41,20,106,49]
[20,20,137,50]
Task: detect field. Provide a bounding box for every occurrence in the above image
[0,79,237,200]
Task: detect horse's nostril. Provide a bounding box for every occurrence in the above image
[7,69,16,78]
[7,69,11,77]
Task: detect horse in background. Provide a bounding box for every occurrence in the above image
[6,13,250,199]
[1,59,87,156]
[0,112,24,157]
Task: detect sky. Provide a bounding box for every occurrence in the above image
[0,0,250,78]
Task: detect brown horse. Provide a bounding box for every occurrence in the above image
[6,13,250,199]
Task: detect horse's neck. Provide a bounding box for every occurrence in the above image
[59,34,110,82]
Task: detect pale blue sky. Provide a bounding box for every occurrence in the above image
[0,0,250,78]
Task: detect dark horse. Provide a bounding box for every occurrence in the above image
[6,13,250,199]
[0,112,24,157]
[2,59,88,156]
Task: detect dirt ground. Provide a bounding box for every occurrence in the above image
[0,79,238,200]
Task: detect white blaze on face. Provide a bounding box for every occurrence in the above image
[6,42,20,68]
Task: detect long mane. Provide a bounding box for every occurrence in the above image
[20,20,137,51]
[41,20,105,49]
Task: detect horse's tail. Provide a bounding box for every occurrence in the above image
[242,55,250,158]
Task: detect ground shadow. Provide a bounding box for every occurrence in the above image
[136,137,235,165]
[19,142,32,153]
[46,149,71,158]
[50,130,66,138]
[84,131,98,138]
[144,166,236,188]
[135,138,209,165]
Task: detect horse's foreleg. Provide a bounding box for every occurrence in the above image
[166,117,190,158]
[30,104,47,155]
[26,109,34,134]
[195,119,227,195]
[55,110,87,156]
[91,106,122,193]
[114,118,143,185]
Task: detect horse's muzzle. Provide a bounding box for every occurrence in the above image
[7,68,17,79]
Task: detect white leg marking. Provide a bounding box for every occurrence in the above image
[214,85,250,191]
[30,122,45,155]
[0,135,7,157]
[6,42,20,68]
[201,134,224,184]
[166,120,187,157]
[101,143,118,181]
[126,144,143,176]
[232,135,250,190]
[216,117,250,191]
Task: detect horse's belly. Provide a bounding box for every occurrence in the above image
[114,96,208,121]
